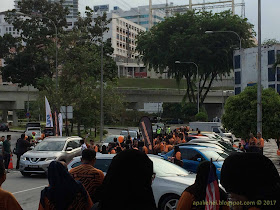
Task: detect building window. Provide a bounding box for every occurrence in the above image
[234,55,241,69]
[268,84,275,89]
[268,68,275,81]
[117,34,119,39]
[235,71,241,84]
[277,67,280,81]
[235,87,241,95]
[268,50,275,65]
[277,84,280,94]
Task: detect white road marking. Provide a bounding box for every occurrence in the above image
[12,185,46,195]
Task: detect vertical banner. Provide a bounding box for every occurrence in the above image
[139,116,153,153]
[58,113,63,137]
[45,96,53,127]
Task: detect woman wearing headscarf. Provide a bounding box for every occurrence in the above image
[221,153,280,210]
[177,161,229,210]
[38,161,93,210]
[93,149,156,210]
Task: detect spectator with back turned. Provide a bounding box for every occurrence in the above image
[177,161,229,210]
[70,149,104,202]
[221,153,280,210]
[39,161,93,210]
[0,161,22,209]
[93,149,156,210]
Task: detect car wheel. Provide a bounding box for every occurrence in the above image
[160,194,180,210]
[21,172,31,177]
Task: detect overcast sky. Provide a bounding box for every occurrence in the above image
[1,0,279,41]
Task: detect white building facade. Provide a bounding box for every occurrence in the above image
[112,4,166,31]
[234,44,280,95]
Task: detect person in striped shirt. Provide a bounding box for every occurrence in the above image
[69,149,104,202]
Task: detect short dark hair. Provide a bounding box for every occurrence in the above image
[0,161,5,177]
[21,134,26,139]
[82,149,96,162]
[7,135,11,139]
[80,139,84,144]
[114,138,117,142]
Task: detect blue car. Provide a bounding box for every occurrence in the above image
[162,146,229,179]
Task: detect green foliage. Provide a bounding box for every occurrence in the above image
[162,103,198,122]
[262,38,280,46]
[222,86,280,139]
[137,10,255,104]
[195,112,208,122]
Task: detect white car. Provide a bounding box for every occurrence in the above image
[100,135,124,147]
[120,130,138,139]
[68,153,196,210]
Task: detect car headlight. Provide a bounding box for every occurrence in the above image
[20,156,26,161]
[217,168,222,171]
[45,157,57,161]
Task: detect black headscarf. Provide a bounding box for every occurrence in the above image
[221,153,280,209]
[40,161,89,210]
[97,149,156,210]
[185,161,227,209]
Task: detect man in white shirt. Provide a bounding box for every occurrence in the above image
[80,139,87,151]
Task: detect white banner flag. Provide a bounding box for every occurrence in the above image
[45,96,53,127]
[58,113,63,137]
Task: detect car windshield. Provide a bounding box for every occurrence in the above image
[202,150,229,162]
[34,141,65,151]
[104,136,116,143]
[150,156,189,177]
[120,131,137,138]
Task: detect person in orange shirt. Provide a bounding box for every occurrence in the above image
[256,132,264,155]
[0,161,22,210]
[197,130,203,136]
[39,161,93,210]
[173,146,183,167]
[248,133,258,152]
[177,161,229,210]
[70,149,104,202]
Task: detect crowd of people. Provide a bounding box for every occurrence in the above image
[0,128,280,209]
[1,148,279,210]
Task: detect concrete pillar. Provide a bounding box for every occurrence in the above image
[118,65,121,78]
[12,110,18,126]
[132,67,135,78]
[2,110,8,123]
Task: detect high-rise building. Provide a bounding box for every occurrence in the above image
[14,0,78,27]
[112,4,166,31]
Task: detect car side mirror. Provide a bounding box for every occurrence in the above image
[66,147,73,151]
[197,158,202,162]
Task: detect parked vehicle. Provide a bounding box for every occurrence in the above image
[44,127,54,137]
[189,122,233,139]
[152,123,165,136]
[163,146,229,179]
[19,136,82,177]
[0,123,9,131]
[120,130,138,139]
[26,122,41,130]
[100,135,124,147]
[25,127,41,140]
[68,154,196,210]
[166,119,184,124]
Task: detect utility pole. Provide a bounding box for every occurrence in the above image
[232,0,235,15]
[149,0,152,29]
[257,0,262,134]
[100,24,104,142]
[189,0,192,10]
[165,0,168,18]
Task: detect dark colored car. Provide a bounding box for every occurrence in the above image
[166,119,184,124]
[0,123,9,132]
[44,127,54,137]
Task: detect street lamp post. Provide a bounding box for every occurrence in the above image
[257,0,262,134]
[15,12,58,91]
[175,61,199,113]
[100,25,104,142]
[205,30,242,50]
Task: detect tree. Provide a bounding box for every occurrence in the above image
[137,10,255,105]
[1,0,69,87]
[222,86,280,140]
[195,112,208,122]
[263,38,280,46]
